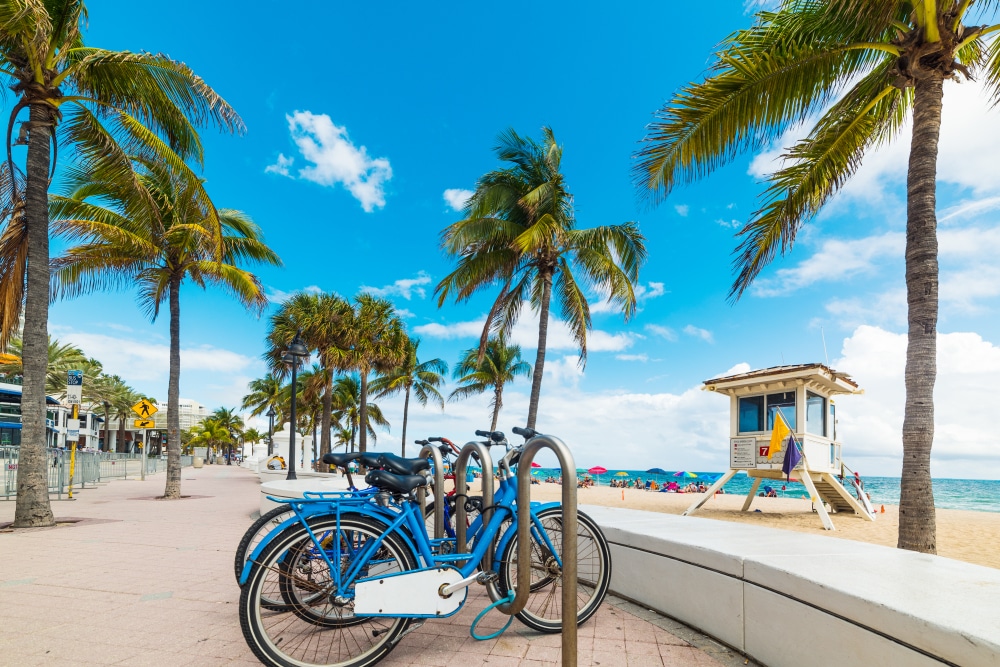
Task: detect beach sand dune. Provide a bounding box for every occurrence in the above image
[518,483,1000,570]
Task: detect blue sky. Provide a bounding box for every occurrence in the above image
[40,1,1000,477]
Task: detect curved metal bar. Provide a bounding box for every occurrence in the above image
[417,444,445,539]
[497,433,577,666]
[454,441,494,570]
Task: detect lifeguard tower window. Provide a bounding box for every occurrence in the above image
[766,392,796,430]
[738,395,764,432]
[806,391,826,436]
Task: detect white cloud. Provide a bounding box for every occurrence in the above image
[544,355,585,387]
[825,288,907,329]
[265,153,294,177]
[304,285,322,294]
[413,306,636,353]
[939,196,1000,224]
[645,324,678,342]
[752,232,904,297]
[834,325,1000,478]
[674,204,689,217]
[715,218,741,229]
[443,188,473,212]
[361,271,432,300]
[683,325,714,343]
[268,111,392,212]
[590,280,666,314]
[616,354,649,362]
[395,308,415,319]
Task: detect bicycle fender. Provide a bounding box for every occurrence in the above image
[491,501,562,571]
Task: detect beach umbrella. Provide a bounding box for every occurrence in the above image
[673,470,698,478]
[531,461,542,468]
[588,466,608,474]
[614,471,629,476]
[646,467,668,475]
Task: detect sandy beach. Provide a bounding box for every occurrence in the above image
[519,482,1000,570]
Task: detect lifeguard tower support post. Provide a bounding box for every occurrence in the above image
[684,363,874,530]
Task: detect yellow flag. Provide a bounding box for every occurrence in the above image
[768,410,791,459]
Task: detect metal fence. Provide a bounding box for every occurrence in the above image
[0,446,193,500]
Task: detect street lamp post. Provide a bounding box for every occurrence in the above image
[266,406,276,457]
[282,332,309,481]
[227,429,234,465]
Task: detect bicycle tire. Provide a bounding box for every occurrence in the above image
[235,506,295,584]
[496,507,611,633]
[239,513,416,667]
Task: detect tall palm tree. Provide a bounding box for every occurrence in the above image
[331,373,390,452]
[632,1,1000,554]
[50,159,280,498]
[265,292,352,458]
[241,373,287,428]
[341,295,406,453]
[189,417,231,462]
[371,338,447,457]
[210,407,243,463]
[436,128,647,429]
[0,1,242,527]
[449,337,531,432]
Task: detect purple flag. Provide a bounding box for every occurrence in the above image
[781,436,801,481]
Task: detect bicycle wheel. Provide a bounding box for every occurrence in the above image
[240,514,416,667]
[496,507,611,633]
[235,506,295,584]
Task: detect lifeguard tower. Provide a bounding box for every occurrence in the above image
[684,363,875,530]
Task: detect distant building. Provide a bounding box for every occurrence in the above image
[0,378,103,449]
[151,398,208,431]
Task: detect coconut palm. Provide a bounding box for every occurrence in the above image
[0,1,242,527]
[241,373,287,428]
[189,418,231,462]
[436,127,646,429]
[264,292,352,458]
[341,295,406,453]
[632,1,1000,554]
[371,338,447,457]
[331,373,390,452]
[50,159,280,498]
[1,336,88,394]
[210,407,243,463]
[449,338,531,432]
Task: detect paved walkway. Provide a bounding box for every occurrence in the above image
[0,464,753,666]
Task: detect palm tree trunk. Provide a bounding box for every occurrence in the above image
[163,276,182,499]
[898,76,942,554]
[400,385,410,457]
[118,414,126,453]
[320,372,333,458]
[490,385,502,432]
[13,104,56,527]
[526,269,553,429]
[359,372,370,453]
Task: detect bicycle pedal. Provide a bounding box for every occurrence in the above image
[475,571,498,585]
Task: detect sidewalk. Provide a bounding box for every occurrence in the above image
[0,464,751,667]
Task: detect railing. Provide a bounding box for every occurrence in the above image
[0,446,194,499]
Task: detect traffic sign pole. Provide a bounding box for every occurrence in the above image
[68,404,78,499]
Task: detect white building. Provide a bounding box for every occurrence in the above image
[152,398,208,431]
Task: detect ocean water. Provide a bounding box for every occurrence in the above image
[531,469,1000,514]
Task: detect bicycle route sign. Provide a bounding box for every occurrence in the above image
[66,370,83,405]
[131,399,157,419]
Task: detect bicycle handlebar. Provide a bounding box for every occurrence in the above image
[512,426,538,439]
[414,439,429,446]
[474,429,491,438]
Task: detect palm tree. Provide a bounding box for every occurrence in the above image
[241,373,286,429]
[449,338,531,432]
[1,2,242,527]
[211,407,244,463]
[631,2,1000,554]
[331,373,390,452]
[50,159,280,498]
[371,338,447,457]
[1,336,88,394]
[436,128,647,429]
[341,295,407,453]
[265,292,352,458]
[189,417,231,462]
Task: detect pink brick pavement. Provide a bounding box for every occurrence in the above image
[0,463,752,666]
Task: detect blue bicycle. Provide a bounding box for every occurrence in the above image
[237,428,611,667]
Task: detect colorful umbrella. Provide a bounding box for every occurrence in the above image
[531,461,542,468]
[588,466,608,475]
[673,470,698,478]
[614,471,630,477]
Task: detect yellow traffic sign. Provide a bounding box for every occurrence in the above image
[131,399,158,418]
[134,419,156,428]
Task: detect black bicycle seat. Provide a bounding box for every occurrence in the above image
[365,469,426,494]
[322,452,361,467]
[378,452,431,476]
[358,452,383,469]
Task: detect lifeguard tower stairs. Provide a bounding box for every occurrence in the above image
[684,364,874,530]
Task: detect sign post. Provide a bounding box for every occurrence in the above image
[66,370,83,499]
[131,399,158,481]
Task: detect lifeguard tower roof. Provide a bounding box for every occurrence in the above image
[703,363,860,397]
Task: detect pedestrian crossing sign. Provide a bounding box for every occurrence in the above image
[131,399,158,418]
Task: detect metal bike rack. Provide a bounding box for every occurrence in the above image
[499,433,578,667]
[417,443,446,539]
[453,441,494,569]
